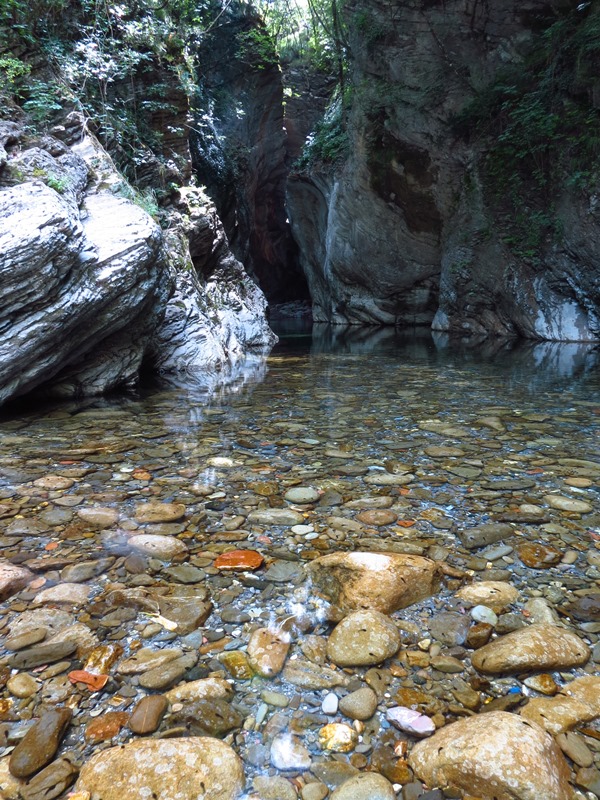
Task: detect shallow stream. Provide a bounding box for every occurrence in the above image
[1,327,599,800]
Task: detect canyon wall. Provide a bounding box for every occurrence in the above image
[287,0,600,340]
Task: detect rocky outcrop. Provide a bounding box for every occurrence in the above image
[191,4,306,302]
[0,116,276,405]
[287,0,600,340]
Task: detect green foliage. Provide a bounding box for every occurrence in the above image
[0,54,30,90]
[295,94,348,168]
[236,27,278,68]
[454,2,600,262]
[21,78,65,121]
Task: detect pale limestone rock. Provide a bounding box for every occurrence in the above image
[75,738,244,800]
[127,534,188,560]
[306,551,439,616]
[520,676,600,734]
[455,581,519,612]
[409,711,572,800]
[471,624,589,674]
[327,610,400,667]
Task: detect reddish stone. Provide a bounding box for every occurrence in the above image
[85,712,129,742]
[516,543,562,569]
[213,550,264,571]
[356,510,398,526]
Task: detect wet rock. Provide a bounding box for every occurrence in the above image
[247,627,290,676]
[85,711,130,742]
[428,612,470,646]
[520,675,600,734]
[318,723,358,752]
[455,581,519,612]
[33,476,75,490]
[556,731,593,767]
[282,659,348,689]
[270,734,312,770]
[254,775,297,800]
[139,652,197,689]
[471,624,590,674]
[117,647,183,675]
[564,593,600,621]
[76,507,119,527]
[327,610,401,667]
[164,675,232,704]
[338,686,378,720]
[60,557,115,583]
[20,755,78,800]
[356,509,397,526]
[75,737,244,799]
[459,523,514,550]
[4,627,47,651]
[247,508,305,526]
[466,621,494,649]
[523,674,559,695]
[214,549,264,571]
[134,502,186,523]
[0,561,33,601]
[9,708,72,778]
[409,711,572,800]
[329,773,396,800]
[517,542,562,568]
[32,583,92,607]
[544,494,593,513]
[387,706,436,737]
[0,759,23,799]
[263,560,304,583]
[8,639,78,669]
[306,551,438,615]
[284,487,320,504]
[6,673,39,698]
[170,697,243,737]
[128,534,188,559]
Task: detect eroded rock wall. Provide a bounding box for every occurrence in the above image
[0,115,276,405]
[287,0,600,340]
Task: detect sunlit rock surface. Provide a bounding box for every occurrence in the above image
[0,119,275,405]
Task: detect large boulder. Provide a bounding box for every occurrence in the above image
[0,178,170,404]
[75,737,244,800]
[471,624,590,674]
[306,551,439,616]
[409,711,572,800]
[520,675,600,735]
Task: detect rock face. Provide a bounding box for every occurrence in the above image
[0,118,275,406]
[75,737,244,800]
[287,0,600,340]
[306,551,438,615]
[471,624,590,674]
[409,711,572,800]
[191,4,306,302]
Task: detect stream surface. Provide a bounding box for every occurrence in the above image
[1,327,600,800]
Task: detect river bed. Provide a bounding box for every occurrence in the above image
[0,328,599,800]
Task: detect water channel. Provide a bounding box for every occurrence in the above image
[0,327,599,799]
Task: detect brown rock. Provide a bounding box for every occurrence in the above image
[85,712,130,742]
[9,708,72,778]
[247,627,290,677]
[306,551,439,615]
[128,695,168,734]
[471,624,590,674]
[517,543,562,569]
[20,755,78,800]
[0,560,33,601]
[409,711,572,800]
[356,510,397,526]
[134,502,186,523]
[466,622,493,649]
[455,581,519,613]
[327,610,401,667]
[213,549,264,571]
[520,675,600,734]
[75,738,244,800]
